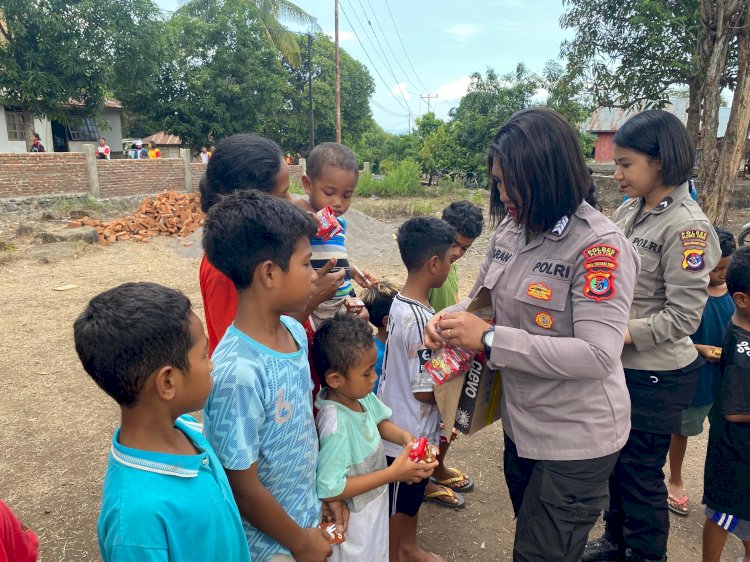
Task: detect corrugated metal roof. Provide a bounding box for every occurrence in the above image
[586,98,735,137]
[143,131,183,146]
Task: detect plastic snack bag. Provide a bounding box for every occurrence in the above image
[316,206,343,241]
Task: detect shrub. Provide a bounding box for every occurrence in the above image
[355,159,424,197]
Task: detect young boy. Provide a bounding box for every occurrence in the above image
[295,142,376,328]
[426,200,484,507]
[313,313,437,562]
[73,282,250,562]
[702,244,750,562]
[360,280,400,393]
[377,216,456,562]
[668,226,736,516]
[201,191,332,562]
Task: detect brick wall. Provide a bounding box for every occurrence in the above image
[191,163,205,192]
[0,153,88,198]
[97,159,186,198]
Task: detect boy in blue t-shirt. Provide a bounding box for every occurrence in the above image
[667,226,736,516]
[360,280,400,394]
[702,245,750,562]
[73,282,250,562]
[202,191,332,562]
[294,142,377,328]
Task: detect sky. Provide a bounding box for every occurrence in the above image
[154,0,574,133]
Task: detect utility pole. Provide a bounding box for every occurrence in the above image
[334,0,342,143]
[307,32,315,152]
[420,93,438,114]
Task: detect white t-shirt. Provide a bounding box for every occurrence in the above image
[200,152,210,164]
[377,294,440,457]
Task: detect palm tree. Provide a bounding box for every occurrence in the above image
[177,0,319,67]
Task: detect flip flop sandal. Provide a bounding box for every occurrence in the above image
[430,467,475,493]
[667,493,689,516]
[423,485,466,509]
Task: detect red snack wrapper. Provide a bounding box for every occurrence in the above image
[425,346,473,385]
[408,438,437,463]
[319,522,346,545]
[316,206,343,241]
[344,297,364,314]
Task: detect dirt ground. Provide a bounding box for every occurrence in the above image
[1,199,749,561]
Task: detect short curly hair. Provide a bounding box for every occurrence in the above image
[313,314,376,386]
[442,200,484,239]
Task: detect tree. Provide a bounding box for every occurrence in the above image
[448,65,539,171]
[417,124,465,184]
[0,0,160,147]
[177,0,318,66]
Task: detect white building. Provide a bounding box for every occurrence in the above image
[0,100,124,155]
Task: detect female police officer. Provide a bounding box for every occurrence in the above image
[424,108,640,561]
[582,111,720,562]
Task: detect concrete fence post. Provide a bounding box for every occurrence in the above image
[181,148,193,192]
[83,144,100,198]
[299,157,307,175]
[363,161,370,174]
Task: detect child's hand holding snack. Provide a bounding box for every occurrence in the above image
[696,343,722,363]
[389,441,438,484]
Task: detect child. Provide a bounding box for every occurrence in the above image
[201,191,332,562]
[702,244,750,562]
[73,282,250,562]
[668,226,736,516]
[313,313,437,562]
[295,142,377,328]
[377,216,456,562]
[360,280,400,393]
[425,200,484,507]
[0,500,38,562]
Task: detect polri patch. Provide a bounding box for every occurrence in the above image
[680,229,709,248]
[682,248,705,271]
[535,312,553,329]
[527,282,552,301]
[582,244,618,302]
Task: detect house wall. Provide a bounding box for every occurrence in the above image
[593,132,615,162]
[0,108,52,153]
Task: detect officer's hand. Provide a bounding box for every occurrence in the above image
[424,315,446,350]
[436,312,490,351]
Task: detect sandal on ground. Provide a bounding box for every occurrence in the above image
[430,467,474,493]
[423,485,465,509]
[667,493,689,516]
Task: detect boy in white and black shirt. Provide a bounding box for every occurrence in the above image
[377,216,456,562]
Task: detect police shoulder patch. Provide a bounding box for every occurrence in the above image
[682,248,705,272]
[581,244,618,302]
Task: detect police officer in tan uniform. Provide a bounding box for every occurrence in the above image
[583,111,720,562]
[424,108,641,562]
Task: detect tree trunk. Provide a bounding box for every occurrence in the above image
[686,80,703,148]
[703,10,750,224]
[23,110,35,151]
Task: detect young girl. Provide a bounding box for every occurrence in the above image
[583,110,721,562]
[423,107,640,561]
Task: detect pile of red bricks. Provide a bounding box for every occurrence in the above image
[68,191,204,245]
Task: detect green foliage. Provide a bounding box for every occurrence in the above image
[417,124,465,176]
[0,0,160,123]
[356,159,423,197]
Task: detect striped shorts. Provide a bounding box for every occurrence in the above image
[706,507,750,540]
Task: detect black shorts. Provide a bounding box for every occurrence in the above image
[386,456,428,517]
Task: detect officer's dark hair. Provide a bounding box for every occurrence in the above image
[306,142,359,181]
[714,226,736,258]
[397,217,456,272]
[202,190,316,290]
[487,108,590,232]
[727,245,750,297]
[361,280,400,328]
[200,133,284,212]
[314,314,376,387]
[442,200,484,239]
[73,282,193,407]
[613,110,694,187]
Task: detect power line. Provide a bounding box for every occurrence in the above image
[342,0,414,116]
[362,0,425,95]
[338,1,412,116]
[382,0,429,93]
[371,99,409,118]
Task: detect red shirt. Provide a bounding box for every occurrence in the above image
[0,501,38,562]
[199,254,321,403]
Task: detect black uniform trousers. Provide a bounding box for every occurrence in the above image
[503,433,618,562]
[603,361,702,560]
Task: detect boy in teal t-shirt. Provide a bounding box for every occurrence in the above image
[312,314,436,562]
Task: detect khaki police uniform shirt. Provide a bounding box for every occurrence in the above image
[450,202,640,461]
[613,182,720,372]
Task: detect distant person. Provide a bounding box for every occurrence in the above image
[360,280,400,393]
[285,152,294,165]
[148,141,161,159]
[200,146,210,164]
[30,133,45,153]
[209,145,215,158]
[96,138,111,159]
[73,282,251,562]
[134,140,148,159]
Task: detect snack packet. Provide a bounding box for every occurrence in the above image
[316,206,343,241]
[319,522,346,545]
[408,437,438,463]
[343,297,364,314]
[425,346,473,385]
